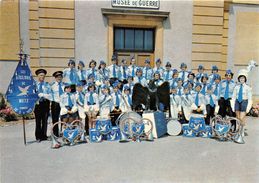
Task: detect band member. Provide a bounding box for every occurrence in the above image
[50,71,65,137]
[121,85,132,112]
[195,65,206,83]
[191,82,207,115]
[180,83,194,123]
[209,65,219,84]
[170,85,181,119]
[187,80,195,95]
[97,60,110,83]
[187,72,195,85]
[128,56,138,78]
[60,84,78,123]
[163,62,173,81]
[110,82,123,126]
[142,59,153,82]
[200,73,209,95]
[231,70,252,135]
[150,71,163,87]
[75,82,86,120]
[218,70,236,118]
[123,75,135,92]
[169,69,178,89]
[107,55,120,81]
[99,84,113,118]
[34,69,52,142]
[176,78,184,96]
[63,59,79,92]
[77,60,87,82]
[212,74,221,99]
[134,67,148,87]
[178,63,189,82]
[153,58,164,78]
[205,84,219,125]
[119,59,128,83]
[87,59,98,81]
[84,82,99,129]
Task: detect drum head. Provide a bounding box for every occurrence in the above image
[167,120,182,136]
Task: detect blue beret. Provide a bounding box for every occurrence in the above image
[100,60,106,65]
[177,78,183,82]
[212,65,218,71]
[76,81,84,87]
[172,69,178,74]
[226,69,233,75]
[170,85,177,90]
[136,67,142,72]
[165,62,171,67]
[64,83,71,89]
[121,59,126,63]
[183,82,189,89]
[154,71,160,75]
[111,55,117,61]
[127,75,133,79]
[78,60,85,67]
[198,65,204,70]
[101,84,108,89]
[156,58,161,63]
[180,63,187,68]
[123,85,130,91]
[88,82,94,87]
[207,84,213,90]
[68,59,75,66]
[214,74,221,80]
[112,82,119,88]
[145,59,150,64]
[202,73,209,79]
[88,73,95,79]
[195,82,202,88]
[103,76,109,81]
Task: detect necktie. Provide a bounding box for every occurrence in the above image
[69,69,74,83]
[224,81,229,100]
[238,84,243,103]
[132,66,135,77]
[166,71,169,81]
[214,84,218,96]
[201,84,206,95]
[92,69,95,78]
[128,95,132,105]
[113,64,116,78]
[195,92,199,106]
[79,92,84,104]
[89,92,94,105]
[145,68,148,79]
[182,72,185,81]
[39,82,43,93]
[172,94,176,104]
[138,77,141,83]
[178,88,181,96]
[210,95,215,107]
[58,82,63,96]
[115,92,120,107]
[68,93,73,107]
[123,67,126,79]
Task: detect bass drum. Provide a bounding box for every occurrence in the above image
[167,119,182,136]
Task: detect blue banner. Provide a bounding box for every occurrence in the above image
[6,55,39,115]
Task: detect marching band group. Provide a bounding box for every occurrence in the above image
[33,55,252,142]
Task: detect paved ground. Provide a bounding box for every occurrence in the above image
[0,117,259,183]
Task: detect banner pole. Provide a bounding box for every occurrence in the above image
[22,116,26,145]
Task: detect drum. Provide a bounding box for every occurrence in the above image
[167,119,182,136]
[182,124,195,137]
[199,125,212,138]
[63,127,80,144]
[215,123,230,136]
[95,118,112,135]
[106,127,121,141]
[189,114,205,133]
[132,122,145,137]
[89,128,102,143]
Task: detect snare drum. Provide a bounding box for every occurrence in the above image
[89,128,102,143]
[106,127,121,141]
[189,114,206,133]
[95,118,112,135]
[182,124,195,137]
[199,125,212,138]
[167,119,182,136]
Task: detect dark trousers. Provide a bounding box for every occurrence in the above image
[34,99,50,140]
[51,101,60,136]
[205,104,215,125]
[218,97,236,129]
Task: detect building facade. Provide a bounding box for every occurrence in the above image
[0,0,259,101]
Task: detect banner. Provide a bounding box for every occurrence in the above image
[112,0,160,9]
[6,54,39,115]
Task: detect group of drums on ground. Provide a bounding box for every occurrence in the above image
[33,55,252,142]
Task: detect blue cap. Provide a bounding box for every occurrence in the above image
[100,60,106,65]
[121,59,126,64]
[172,69,178,74]
[226,69,232,75]
[207,84,213,90]
[68,59,75,66]
[101,84,108,89]
[88,73,95,79]
[180,63,187,68]
[145,59,150,64]
[177,78,183,82]
[112,81,119,88]
[156,58,161,63]
[64,83,71,89]
[198,65,204,70]
[136,67,142,72]
[127,75,133,79]
[88,82,94,87]
[76,81,84,87]
[154,71,160,75]
[165,62,171,67]
[202,73,209,79]
[103,76,109,81]
[214,74,221,80]
[123,85,130,91]
[78,60,85,67]
[170,85,177,90]
[111,54,117,61]
[195,82,202,88]
[183,82,189,89]
[212,65,218,71]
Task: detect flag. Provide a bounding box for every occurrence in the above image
[5,54,39,115]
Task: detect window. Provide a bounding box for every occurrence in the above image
[114,27,155,52]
